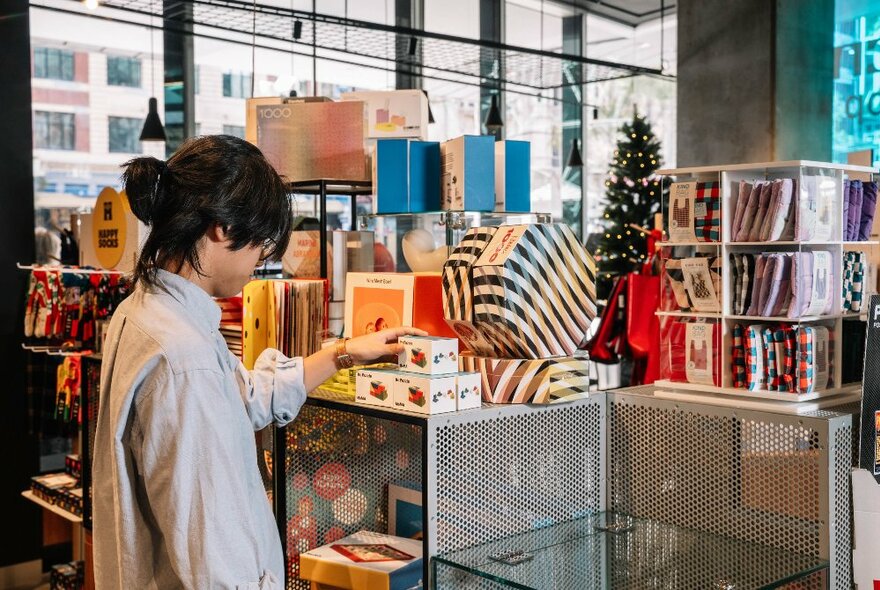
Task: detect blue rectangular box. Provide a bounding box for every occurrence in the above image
[495,140,531,212]
[374,139,409,214]
[409,141,440,213]
[441,135,495,211]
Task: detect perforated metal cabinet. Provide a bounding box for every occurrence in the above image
[607,387,854,590]
[279,388,854,590]
[277,391,606,589]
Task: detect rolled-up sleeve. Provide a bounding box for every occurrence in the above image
[232,349,306,430]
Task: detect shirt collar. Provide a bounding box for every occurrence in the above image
[152,269,222,331]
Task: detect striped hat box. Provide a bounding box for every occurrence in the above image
[461,353,590,404]
[442,227,519,356]
[442,226,498,321]
[471,224,597,359]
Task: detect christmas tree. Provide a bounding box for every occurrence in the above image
[594,112,666,299]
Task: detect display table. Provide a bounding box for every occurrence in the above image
[432,511,829,589]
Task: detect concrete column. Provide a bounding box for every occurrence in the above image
[677,0,834,166]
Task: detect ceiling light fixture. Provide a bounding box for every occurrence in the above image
[139,0,166,142]
[566,138,583,168]
[484,94,503,133]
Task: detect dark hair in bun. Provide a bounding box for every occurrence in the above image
[121,134,292,288]
[121,156,166,225]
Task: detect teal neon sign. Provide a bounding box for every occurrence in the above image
[833,9,880,166]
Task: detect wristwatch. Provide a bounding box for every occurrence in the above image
[335,337,354,369]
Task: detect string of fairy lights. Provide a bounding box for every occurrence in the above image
[593,122,663,279]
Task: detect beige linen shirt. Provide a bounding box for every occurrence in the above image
[93,269,306,589]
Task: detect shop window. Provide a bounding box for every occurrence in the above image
[64,183,89,196]
[33,47,75,81]
[222,124,245,138]
[107,56,141,88]
[108,116,143,154]
[34,111,76,150]
[222,72,252,98]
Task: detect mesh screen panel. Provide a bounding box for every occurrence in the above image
[434,401,605,555]
[283,404,423,589]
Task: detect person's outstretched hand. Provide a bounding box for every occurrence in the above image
[345,327,428,364]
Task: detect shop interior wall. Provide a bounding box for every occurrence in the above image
[0,0,42,569]
[677,0,834,166]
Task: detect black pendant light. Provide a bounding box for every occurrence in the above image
[484,94,503,133]
[140,0,166,142]
[566,138,583,168]
[422,90,435,124]
[140,97,166,141]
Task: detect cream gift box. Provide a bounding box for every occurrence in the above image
[456,371,482,411]
[398,335,458,375]
[341,89,429,140]
[354,368,397,409]
[393,373,457,415]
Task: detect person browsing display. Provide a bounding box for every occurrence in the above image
[92,135,425,589]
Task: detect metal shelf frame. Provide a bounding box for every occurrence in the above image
[38,0,665,96]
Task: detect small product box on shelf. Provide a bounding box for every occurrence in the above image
[393,373,457,415]
[355,368,397,409]
[65,454,81,480]
[373,139,409,214]
[30,473,78,505]
[372,140,441,214]
[456,371,482,411]
[494,139,531,212]
[409,140,441,213]
[440,135,495,211]
[341,89,429,140]
[256,100,368,182]
[398,335,458,375]
[300,530,423,590]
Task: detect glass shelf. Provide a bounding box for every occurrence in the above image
[356,211,552,273]
[433,511,828,590]
[358,210,551,228]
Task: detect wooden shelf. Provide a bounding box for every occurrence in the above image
[21,491,82,524]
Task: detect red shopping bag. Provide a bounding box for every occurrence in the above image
[584,274,628,364]
[626,271,660,385]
